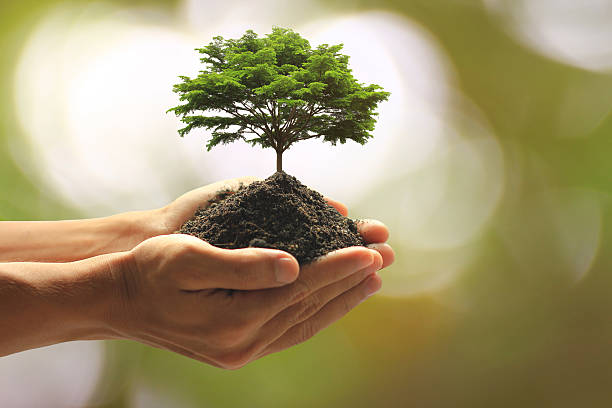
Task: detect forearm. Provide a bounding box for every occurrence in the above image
[0,210,164,262]
[0,252,129,356]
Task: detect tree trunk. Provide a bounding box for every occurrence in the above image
[276,150,283,172]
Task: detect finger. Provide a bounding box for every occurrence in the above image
[252,262,380,353]
[257,273,382,358]
[324,197,348,216]
[357,219,389,244]
[251,246,382,318]
[367,242,395,269]
[177,238,300,290]
[206,246,300,290]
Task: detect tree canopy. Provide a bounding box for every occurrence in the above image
[168,27,390,172]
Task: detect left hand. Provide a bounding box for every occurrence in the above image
[157,176,260,234]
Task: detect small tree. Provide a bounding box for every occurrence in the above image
[168,27,390,172]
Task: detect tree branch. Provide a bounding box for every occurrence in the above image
[284,103,325,145]
[234,101,274,136]
[220,107,267,138]
[279,105,298,133]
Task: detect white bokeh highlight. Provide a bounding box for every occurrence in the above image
[13,3,451,212]
[484,0,612,72]
[355,100,506,296]
[14,4,209,213]
[397,113,504,250]
[0,341,104,408]
[131,381,196,408]
[12,1,488,297]
[284,12,451,202]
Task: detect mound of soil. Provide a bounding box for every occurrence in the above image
[178,172,365,265]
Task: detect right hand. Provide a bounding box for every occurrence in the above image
[110,233,385,369]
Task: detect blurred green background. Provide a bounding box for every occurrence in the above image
[2,0,612,407]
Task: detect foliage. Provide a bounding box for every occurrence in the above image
[168,27,390,171]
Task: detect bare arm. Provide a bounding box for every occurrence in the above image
[0,213,161,263]
[0,253,122,356]
[0,177,358,264]
[0,177,394,365]
[0,234,390,368]
[0,177,257,263]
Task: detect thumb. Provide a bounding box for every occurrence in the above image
[203,246,300,290]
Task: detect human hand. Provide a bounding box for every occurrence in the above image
[156,177,394,281]
[155,176,394,288]
[253,202,394,359]
[154,176,376,236]
[325,199,394,269]
[156,177,259,235]
[109,225,392,369]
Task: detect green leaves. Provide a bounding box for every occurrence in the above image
[168,27,390,165]
[255,75,302,98]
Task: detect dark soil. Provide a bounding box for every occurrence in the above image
[178,172,366,265]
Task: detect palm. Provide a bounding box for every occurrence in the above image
[160,177,259,233]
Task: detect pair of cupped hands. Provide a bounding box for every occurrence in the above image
[118,177,394,369]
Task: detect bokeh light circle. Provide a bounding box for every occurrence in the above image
[397,113,505,250]
[355,98,506,296]
[498,187,602,282]
[13,4,207,213]
[0,341,103,407]
[13,4,451,212]
[13,1,473,299]
[485,0,612,72]
[131,381,196,408]
[286,11,451,202]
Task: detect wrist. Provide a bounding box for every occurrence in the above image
[68,251,135,341]
[34,251,135,343]
[101,209,166,253]
[0,252,132,355]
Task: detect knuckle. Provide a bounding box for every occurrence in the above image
[170,240,198,259]
[217,350,251,370]
[230,249,260,278]
[291,295,321,326]
[288,279,313,304]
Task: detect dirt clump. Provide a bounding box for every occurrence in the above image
[178,172,365,265]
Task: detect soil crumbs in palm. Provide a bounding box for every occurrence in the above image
[178,172,365,265]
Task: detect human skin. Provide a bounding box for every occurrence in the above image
[0,177,394,368]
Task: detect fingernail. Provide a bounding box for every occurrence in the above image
[275,257,297,283]
[362,219,385,227]
[370,249,383,270]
